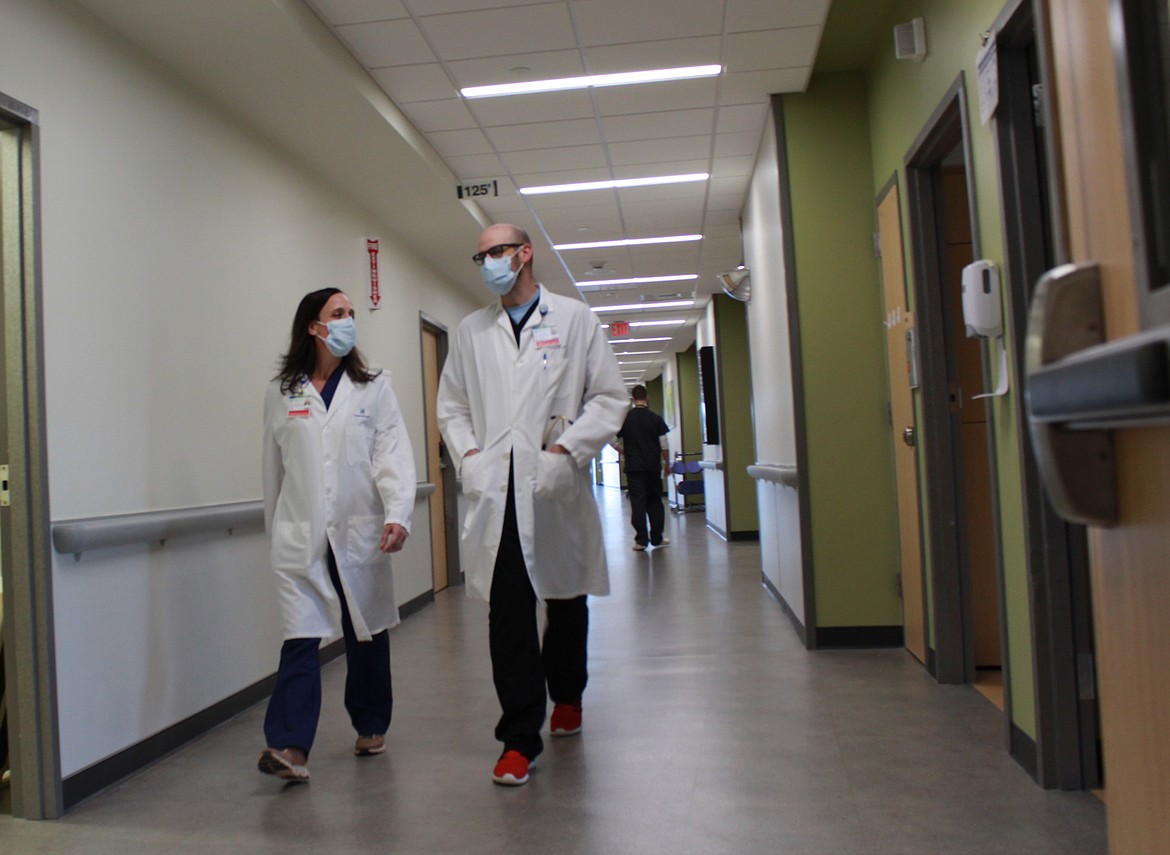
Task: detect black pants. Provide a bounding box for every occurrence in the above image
[627,470,665,546]
[489,467,588,760]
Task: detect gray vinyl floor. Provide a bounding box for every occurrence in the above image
[1,487,1106,854]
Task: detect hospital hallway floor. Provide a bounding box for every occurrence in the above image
[0,486,1106,854]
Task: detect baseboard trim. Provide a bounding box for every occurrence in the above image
[814,625,904,648]
[1009,721,1039,782]
[727,530,760,542]
[61,589,436,810]
[761,572,809,647]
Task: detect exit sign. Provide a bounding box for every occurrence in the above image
[610,321,630,337]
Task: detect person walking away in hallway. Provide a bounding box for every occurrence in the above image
[616,384,670,550]
[258,288,416,782]
[436,224,626,786]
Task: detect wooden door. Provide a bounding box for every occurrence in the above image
[421,327,448,592]
[877,183,926,664]
[1047,1,1170,848]
[940,166,1000,669]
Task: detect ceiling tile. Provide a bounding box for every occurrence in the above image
[595,78,718,117]
[582,37,721,74]
[714,102,769,133]
[468,89,596,126]
[307,0,408,25]
[445,152,509,180]
[616,182,709,207]
[400,98,479,131]
[371,63,455,103]
[623,210,704,235]
[611,160,709,181]
[444,49,585,89]
[724,0,830,32]
[426,127,495,157]
[501,144,608,174]
[572,0,723,46]
[510,166,615,188]
[410,0,562,14]
[719,67,810,102]
[419,5,577,60]
[710,155,757,178]
[603,109,714,143]
[714,130,763,158]
[723,27,822,73]
[487,118,601,151]
[703,208,743,226]
[608,136,711,167]
[336,18,434,66]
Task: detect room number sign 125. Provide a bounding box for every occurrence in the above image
[457,180,499,199]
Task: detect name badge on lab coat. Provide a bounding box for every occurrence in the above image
[287,396,311,418]
[533,326,561,349]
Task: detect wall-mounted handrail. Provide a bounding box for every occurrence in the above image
[697,460,723,471]
[52,482,436,557]
[746,463,799,488]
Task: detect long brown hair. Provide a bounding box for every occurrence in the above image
[275,288,379,393]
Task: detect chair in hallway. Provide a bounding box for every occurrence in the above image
[670,453,705,513]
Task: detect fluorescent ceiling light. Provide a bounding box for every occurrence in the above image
[609,336,672,343]
[613,350,663,356]
[578,274,699,288]
[461,64,721,99]
[631,319,687,327]
[523,175,708,196]
[558,235,702,251]
[618,360,654,365]
[593,300,694,313]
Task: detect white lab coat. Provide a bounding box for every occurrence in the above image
[262,371,416,641]
[436,289,627,602]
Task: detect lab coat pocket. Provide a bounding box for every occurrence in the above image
[345,423,375,467]
[270,520,311,573]
[347,515,384,568]
[460,451,487,500]
[535,451,579,502]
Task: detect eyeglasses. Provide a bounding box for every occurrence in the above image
[472,243,523,266]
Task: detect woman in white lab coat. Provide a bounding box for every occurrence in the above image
[257,288,416,782]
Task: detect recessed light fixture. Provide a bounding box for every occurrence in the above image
[577,274,698,287]
[609,336,672,343]
[630,319,687,327]
[613,350,662,356]
[556,235,702,251]
[460,64,722,99]
[523,174,708,196]
[618,360,655,365]
[593,300,694,313]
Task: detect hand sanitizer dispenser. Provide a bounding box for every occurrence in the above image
[961,260,1002,338]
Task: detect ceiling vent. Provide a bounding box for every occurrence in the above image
[894,18,927,61]
[717,267,751,303]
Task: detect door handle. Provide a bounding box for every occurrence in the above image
[902,426,916,447]
[1025,263,1118,526]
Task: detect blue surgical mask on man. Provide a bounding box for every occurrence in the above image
[480,251,520,295]
[317,317,356,357]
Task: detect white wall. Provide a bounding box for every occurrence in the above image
[742,107,803,621]
[2,0,478,777]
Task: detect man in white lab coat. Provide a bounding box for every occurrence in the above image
[437,224,626,786]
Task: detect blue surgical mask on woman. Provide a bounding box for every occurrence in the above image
[317,317,356,357]
[480,252,519,295]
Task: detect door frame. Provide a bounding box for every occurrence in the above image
[904,76,1007,687]
[990,0,1100,790]
[0,92,61,819]
[419,313,460,590]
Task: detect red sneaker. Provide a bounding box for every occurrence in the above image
[550,702,582,737]
[492,750,531,786]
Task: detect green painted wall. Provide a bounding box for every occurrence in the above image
[781,72,902,628]
[713,295,758,534]
[864,0,1035,739]
[676,345,703,506]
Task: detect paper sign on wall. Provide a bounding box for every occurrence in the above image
[367,238,381,310]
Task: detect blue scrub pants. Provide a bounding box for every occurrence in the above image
[263,547,392,756]
[489,465,589,761]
